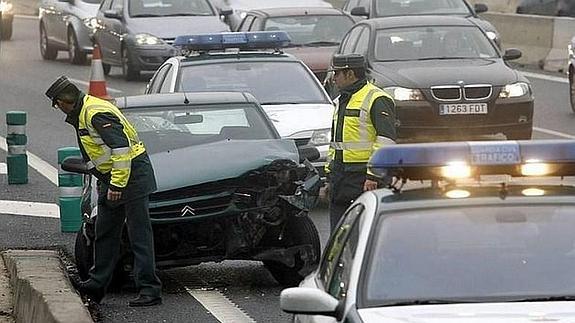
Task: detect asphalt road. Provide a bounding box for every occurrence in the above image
[2,14,575,323]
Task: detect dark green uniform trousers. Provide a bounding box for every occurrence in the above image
[89,183,162,297]
[328,169,366,232]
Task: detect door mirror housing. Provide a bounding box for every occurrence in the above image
[503,48,522,61]
[103,9,122,19]
[350,6,369,17]
[474,3,488,14]
[219,7,233,16]
[280,288,339,316]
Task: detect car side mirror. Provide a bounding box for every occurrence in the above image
[219,7,233,16]
[474,3,488,14]
[280,288,339,316]
[61,156,91,174]
[350,6,369,17]
[503,48,522,61]
[297,145,320,163]
[103,9,122,19]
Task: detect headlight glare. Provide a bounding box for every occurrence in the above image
[135,33,164,46]
[383,87,424,101]
[309,128,331,146]
[499,82,529,98]
[485,31,497,41]
[83,17,99,30]
[0,1,13,12]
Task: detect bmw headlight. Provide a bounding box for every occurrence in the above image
[0,1,13,12]
[383,87,424,101]
[83,17,99,30]
[499,82,530,98]
[135,33,165,46]
[309,128,331,146]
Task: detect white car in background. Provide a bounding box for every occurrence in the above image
[39,0,99,64]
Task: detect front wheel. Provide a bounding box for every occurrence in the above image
[68,30,87,65]
[40,23,58,60]
[263,216,321,287]
[122,47,140,81]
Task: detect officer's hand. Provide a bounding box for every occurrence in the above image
[107,189,122,201]
[363,179,378,191]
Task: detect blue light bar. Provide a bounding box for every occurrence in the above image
[368,140,575,180]
[174,31,291,51]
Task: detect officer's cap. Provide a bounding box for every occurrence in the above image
[330,53,366,71]
[45,76,77,107]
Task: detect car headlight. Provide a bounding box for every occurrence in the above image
[485,31,497,42]
[135,33,165,46]
[0,1,13,12]
[83,17,99,30]
[499,82,530,98]
[309,128,331,146]
[383,87,425,101]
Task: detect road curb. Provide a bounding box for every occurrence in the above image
[1,250,92,323]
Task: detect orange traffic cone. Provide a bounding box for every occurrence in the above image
[88,44,112,100]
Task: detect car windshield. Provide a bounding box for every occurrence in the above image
[129,0,214,17]
[177,61,330,105]
[264,15,354,46]
[374,0,471,17]
[123,103,276,154]
[374,26,498,61]
[362,204,575,307]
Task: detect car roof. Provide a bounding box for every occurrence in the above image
[248,7,348,17]
[116,92,260,109]
[362,15,477,29]
[178,50,300,64]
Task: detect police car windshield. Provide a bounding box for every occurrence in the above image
[177,62,329,105]
[363,205,575,307]
[375,0,471,17]
[374,26,498,62]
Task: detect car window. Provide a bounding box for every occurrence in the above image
[160,65,175,93]
[374,0,471,17]
[148,64,171,93]
[318,204,364,297]
[129,0,215,17]
[344,0,361,11]
[250,17,264,30]
[111,0,123,11]
[100,0,113,11]
[125,103,277,153]
[238,15,255,31]
[263,15,354,45]
[177,61,330,105]
[341,26,364,54]
[374,25,498,61]
[354,26,370,55]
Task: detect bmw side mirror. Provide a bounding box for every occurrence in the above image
[297,145,320,163]
[219,7,233,16]
[474,3,488,14]
[350,6,369,17]
[103,9,122,19]
[61,156,91,175]
[503,48,522,61]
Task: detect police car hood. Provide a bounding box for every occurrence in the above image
[371,59,518,88]
[127,16,229,38]
[359,302,575,322]
[150,139,299,192]
[261,103,334,138]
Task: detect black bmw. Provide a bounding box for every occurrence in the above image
[330,16,534,141]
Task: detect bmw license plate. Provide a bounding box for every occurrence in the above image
[439,103,488,115]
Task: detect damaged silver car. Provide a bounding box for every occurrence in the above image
[63,91,322,287]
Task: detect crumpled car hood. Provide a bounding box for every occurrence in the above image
[150,139,299,192]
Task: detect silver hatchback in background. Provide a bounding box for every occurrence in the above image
[39,0,100,64]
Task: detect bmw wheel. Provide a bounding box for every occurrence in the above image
[262,215,321,287]
[122,47,140,81]
[40,23,58,60]
[68,29,87,65]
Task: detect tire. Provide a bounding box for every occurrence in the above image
[1,21,12,40]
[263,216,321,287]
[68,29,87,65]
[39,23,58,60]
[122,47,140,81]
[570,67,575,113]
[505,126,533,140]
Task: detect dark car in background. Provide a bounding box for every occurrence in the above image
[237,7,355,82]
[67,91,322,287]
[341,0,500,46]
[93,0,230,80]
[39,0,100,64]
[516,0,575,16]
[330,16,533,141]
[0,0,14,40]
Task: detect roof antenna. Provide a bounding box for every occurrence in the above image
[183,92,190,104]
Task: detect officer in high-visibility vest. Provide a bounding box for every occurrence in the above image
[326,54,397,231]
[45,76,162,307]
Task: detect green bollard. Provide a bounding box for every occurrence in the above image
[6,111,28,184]
[58,147,84,232]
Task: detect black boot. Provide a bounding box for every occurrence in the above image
[76,280,105,304]
[128,295,162,307]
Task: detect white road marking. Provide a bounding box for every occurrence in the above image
[0,135,58,185]
[533,127,575,139]
[67,78,123,94]
[0,200,59,218]
[0,163,6,174]
[520,71,569,84]
[184,287,256,323]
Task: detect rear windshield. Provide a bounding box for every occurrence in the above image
[177,61,329,105]
[375,0,471,17]
[129,0,215,17]
[264,15,354,46]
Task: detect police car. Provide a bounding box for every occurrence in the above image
[145,31,334,172]
[281,140,575,322]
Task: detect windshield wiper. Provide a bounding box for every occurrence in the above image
[161,13,208,16]
[381,299,481,307]
[508,295,575,302]
[131,13,162,17]
[415,56,477,61]
[303,41,340,47]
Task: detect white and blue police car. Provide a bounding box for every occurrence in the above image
[282,139,575,323]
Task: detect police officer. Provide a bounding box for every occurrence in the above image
[45,76,162,307]
[326,54,397,231]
